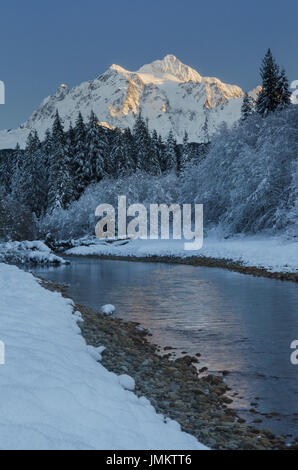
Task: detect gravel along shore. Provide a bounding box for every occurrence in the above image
[38,278,297,450]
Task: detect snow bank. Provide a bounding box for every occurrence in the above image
[0,240,67,265]
[65,235,298,274]
[0,263,206,450]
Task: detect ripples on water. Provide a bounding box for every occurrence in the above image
[33,257,298,438]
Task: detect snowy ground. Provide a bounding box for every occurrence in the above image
[0,241,67,266]
[65,234,298,274]
[0,262,207,450]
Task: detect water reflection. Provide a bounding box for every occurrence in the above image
[33,257,298,437]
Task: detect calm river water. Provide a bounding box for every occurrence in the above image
[32,257,298,438]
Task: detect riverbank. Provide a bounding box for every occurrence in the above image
[64,236,298,283]
[0,263,205,450]
[39,276,296,450]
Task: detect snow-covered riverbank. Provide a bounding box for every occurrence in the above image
[65,235,298,276]
[0,262,206,450]
[0,241,67,266]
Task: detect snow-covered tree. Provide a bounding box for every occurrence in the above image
[72,112,88,197]
[148,130,162,175]
[276,68,292,108]
[12,131,48,217]
[241,92,255,120]
[0,147,21,194]
[202,114,210,143]
[48,111,73,211]
[164,130,177,173]
[85,111,106,183]
[110,131,132,177]
[181,105,298,235]
[179,131,190,173]
[256,49,280,116]
[133,113,151,171]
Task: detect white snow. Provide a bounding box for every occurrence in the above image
[0,240,67,265]
[0,262,207,450]
[100,304,116,316]
[118,375,136,392]
[0,54,247,149]
[65,234,298,274]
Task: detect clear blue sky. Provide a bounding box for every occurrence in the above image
[0,0,297,129]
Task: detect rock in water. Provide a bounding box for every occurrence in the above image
[100,304,116,316]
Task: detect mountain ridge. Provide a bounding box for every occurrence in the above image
[0,55,255,149]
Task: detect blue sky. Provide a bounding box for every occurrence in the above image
[0,0,297,129]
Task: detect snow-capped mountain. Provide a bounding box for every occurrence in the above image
[0,54,249,149]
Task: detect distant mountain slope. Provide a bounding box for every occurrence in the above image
[0,54,251,149]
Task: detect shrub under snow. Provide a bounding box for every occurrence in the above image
[0,240,67,265]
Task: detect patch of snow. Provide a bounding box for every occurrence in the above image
[100,304,116,316]
[118,375,136,392]
[86,345,105,362]
[0,263,207,450]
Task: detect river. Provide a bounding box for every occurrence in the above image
[32,257,298,438]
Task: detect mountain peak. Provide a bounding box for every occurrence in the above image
[110,64,129,74]
[137,54,202,83]
[0,55,246,149]
[53,83,69,100]
[160,54,180,65]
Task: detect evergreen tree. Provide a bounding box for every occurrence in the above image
[277,68,292,108]
[256,49,280,116]
[122,128,135,173]
[202,114,210,143]
[133,112,151,171]
[41,128,54,207]
[63,122,76,203]
[104,130,117,175]
[96,126,111,178]
[85,111,105,183]
[48,111,73,211]
[147,130,161,175]
[241,92,255,120]
[65,121,75,157]
[10,145,23,202]
[164,130,177,173]
[180,131,190,173]
[157,134,165,172]
[110,131,130,177]
[42,128,53,162]
[13,143,23,173]
[72,112,88,197]
[0,146,22,194]
[13,131,47,217]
